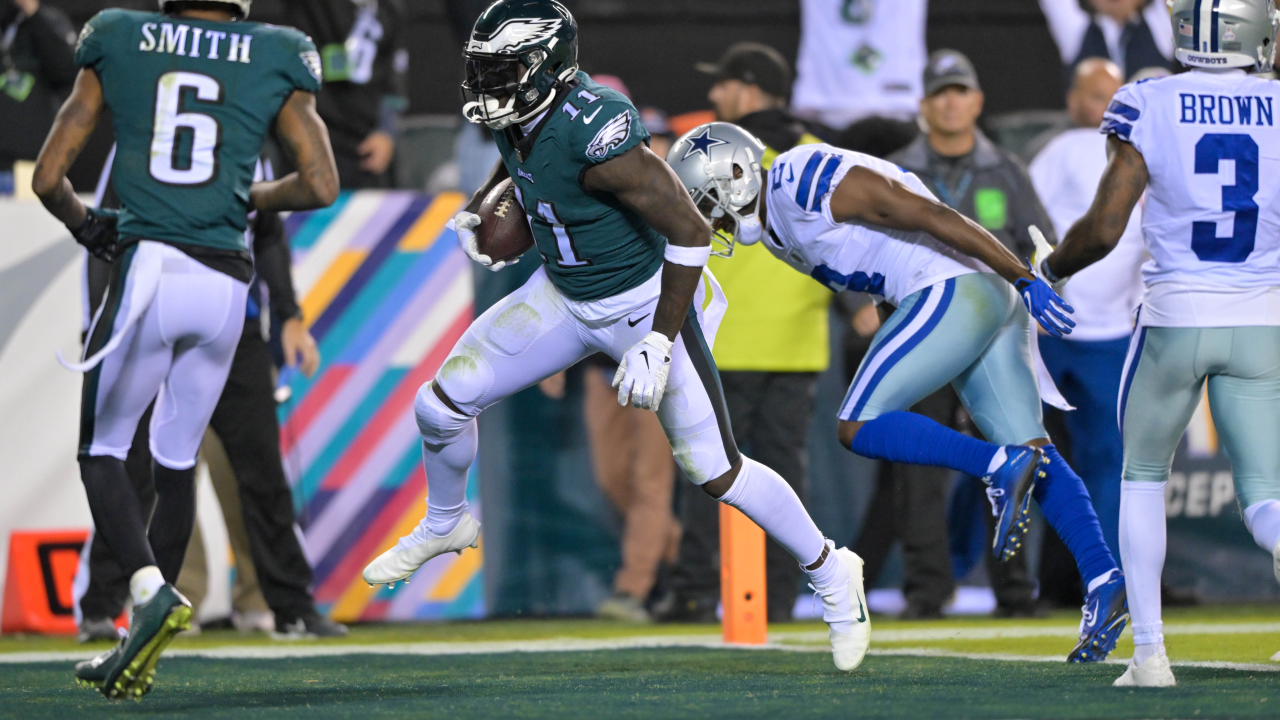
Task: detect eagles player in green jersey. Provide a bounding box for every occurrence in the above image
[32,0,338,700]
[360,0,870,672]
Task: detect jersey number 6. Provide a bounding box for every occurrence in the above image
[1192,133,1258,264]
[149,71,223,186]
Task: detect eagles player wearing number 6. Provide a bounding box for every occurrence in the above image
[359,0,871,672]
[32,0,338,700]
[1045,0,1280,688]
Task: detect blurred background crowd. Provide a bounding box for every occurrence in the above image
[2,0,1253,636]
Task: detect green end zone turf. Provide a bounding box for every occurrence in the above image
[2,649,1278,719]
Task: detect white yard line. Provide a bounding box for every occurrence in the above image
[771,621,1280,643]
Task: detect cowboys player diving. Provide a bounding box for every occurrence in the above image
[33,0,338,699]
[668,122,1127,663]
[1044,0,1280,687]
[360,0,871,672]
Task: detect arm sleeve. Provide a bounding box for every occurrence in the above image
[1037,0,1091,64]
[29,7,79,91]
[579,100,649,166]
[73,10,117,72]
[251,210,303,321]
[1100,82,1145,151]
[282,30,323,94]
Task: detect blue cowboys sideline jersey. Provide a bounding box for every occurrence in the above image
[1102,71,1280,327]
[765,143,983,306]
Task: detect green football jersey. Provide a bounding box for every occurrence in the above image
[493,72,666,302]
[75,9,322,253]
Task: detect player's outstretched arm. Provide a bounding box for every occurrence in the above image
[251,91,340,212]
[1046,136,1147,280]
[32,68,105,229]
[582,144,713,342]
[829,166,1032,286]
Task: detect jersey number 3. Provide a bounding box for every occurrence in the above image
[1193,134,1258,263]
[150,71,222,186]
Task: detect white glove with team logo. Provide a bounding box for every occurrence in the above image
[1029,225,1067,291]
[613,331,674,411]
[453,210,518,272]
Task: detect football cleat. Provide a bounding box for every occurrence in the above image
[362,513,480,586]
[1113,647,1176,687]
[74,644,121,690]
[1068,571,1128,662]
[97,584,191,700]
[809,544,871,672]
[986,446,1042,561]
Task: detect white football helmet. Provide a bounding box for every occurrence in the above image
[666,122,766,258]
[159,0,251,19]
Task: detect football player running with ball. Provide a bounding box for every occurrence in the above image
[1044,0,1280,687]
[360,0,870,672]
[668,122,1127,663]
[33,0,338,700]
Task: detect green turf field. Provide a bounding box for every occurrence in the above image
[2,607,1277,718]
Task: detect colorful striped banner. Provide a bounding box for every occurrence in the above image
[279,190,483,623]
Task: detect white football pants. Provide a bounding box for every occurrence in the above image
[78,241,248,469]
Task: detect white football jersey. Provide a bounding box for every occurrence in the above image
[1103,70,1280,327]
[764,143,983,307]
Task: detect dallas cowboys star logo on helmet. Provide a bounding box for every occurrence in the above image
[681,127,730,161]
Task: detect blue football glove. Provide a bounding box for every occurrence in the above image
[72,207,120,262]
[1015,263,1075,338]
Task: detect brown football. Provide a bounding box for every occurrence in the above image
[474,178,534,263]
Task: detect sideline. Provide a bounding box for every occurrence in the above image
[2,627,1278,672]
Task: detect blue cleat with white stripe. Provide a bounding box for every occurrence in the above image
[1069,571,1129,663]
[986,446,1042,561]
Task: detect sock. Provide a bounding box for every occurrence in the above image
[130,566,165,606]
[1087,568,1117,594]
[419,419,478,539]
[1034,445,1117,583]
[1243,499,1280,554]
[148,462,196,584]
[851,411,998,478]
[1133,640,1164,666]
[719,457,826,568]
[1120,480,1167,652]
[79,456,156,577]
[806,539,843,589]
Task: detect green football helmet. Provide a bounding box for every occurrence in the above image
[1168,0,1280,71]
[462,0,578,130]
[158,0,251,19]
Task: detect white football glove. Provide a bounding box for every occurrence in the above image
[453,210,518,272]
[1029,225,1068,291]
[612,331,674,411]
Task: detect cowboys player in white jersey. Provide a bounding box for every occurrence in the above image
[668,122,1129,663]
[1043,0,1280,687]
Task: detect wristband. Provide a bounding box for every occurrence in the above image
[664,244,712,267]
[1038,256,1063,285]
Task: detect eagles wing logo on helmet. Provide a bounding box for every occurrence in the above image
[586,111,632,160]
[76,23,94,52]
[469,18,563,54]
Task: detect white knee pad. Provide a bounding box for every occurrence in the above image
[414,382,473,445]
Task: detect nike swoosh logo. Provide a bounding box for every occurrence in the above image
[639,350,649,369]
[583,107,602,124]
[1083,599,1099,627]
[627,313,650,327]
[854,589,867,623]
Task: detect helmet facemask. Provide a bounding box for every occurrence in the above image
[687,155,764,259]
[462,46,575,130]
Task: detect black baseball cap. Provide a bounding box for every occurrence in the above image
[924,49,981,97]
[696,42,792,99]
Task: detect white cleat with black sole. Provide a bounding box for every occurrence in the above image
[810,545,871,672]
[362,513,480,587]
[1113,647,1176,687]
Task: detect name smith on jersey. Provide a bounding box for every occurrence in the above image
[136,21,256,63]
